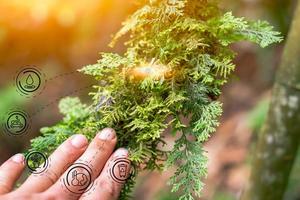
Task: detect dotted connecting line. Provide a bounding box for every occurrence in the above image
[29,83,93,118]
[8,68,107,194]
[13,67,82,99]
[45,70,80,82]
[5,67,95,137]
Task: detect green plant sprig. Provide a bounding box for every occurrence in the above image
[30,0,282,199]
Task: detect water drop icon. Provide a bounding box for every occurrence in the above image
[25,74,35,89]
[16,68,43,95]
[26,74,34,85]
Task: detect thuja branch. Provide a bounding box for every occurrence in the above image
[30,1,282,199]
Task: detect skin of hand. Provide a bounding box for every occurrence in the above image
[0,128,131,200]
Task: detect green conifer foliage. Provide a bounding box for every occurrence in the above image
[30,0,282,199]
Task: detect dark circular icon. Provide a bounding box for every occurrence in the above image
[15,67,44,96]
[3,110,29,136]
[63,163,93,194]
[26,151,49,174]
[109,158,131,184]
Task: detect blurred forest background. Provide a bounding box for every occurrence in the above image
[0,0,299,199]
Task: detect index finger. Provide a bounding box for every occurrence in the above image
[47,128,117,199]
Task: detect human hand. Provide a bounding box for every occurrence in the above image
[0,128,131,200]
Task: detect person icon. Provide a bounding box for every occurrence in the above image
[10,115,24,129]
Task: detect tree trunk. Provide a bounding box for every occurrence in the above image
[241,1,300,200]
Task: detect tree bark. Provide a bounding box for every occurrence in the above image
[241,1,300,200]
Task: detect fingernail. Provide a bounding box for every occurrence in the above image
[12,153,24,164]
[115,148,129,157]
[98,128,116,140]
[71,134,88,148]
